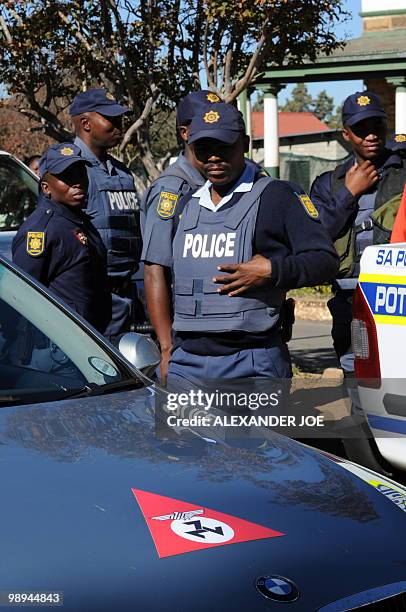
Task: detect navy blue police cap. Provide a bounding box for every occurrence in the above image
[188,102,246,144]
[177,90,222,126]
[342,91,387,127]
[69,88,130,117]
[387,133,406,151]
[39,143,86,179]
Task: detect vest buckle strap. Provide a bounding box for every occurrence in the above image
[359,217,374,231]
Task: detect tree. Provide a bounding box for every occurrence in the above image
[281,84,341,127]
[0,0,349,188]
[312,90,334,124]
[327,104,343,129]
[281,83,313,113]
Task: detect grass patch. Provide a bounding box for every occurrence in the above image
[288,285,332,299]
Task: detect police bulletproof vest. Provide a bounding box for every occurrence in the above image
[86,168,141,276]
[331,157,406,278]
[159,161,201,191]
[172,177,285,333]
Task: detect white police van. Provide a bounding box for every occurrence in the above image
[0,150,38,259]
[352,243,406,475]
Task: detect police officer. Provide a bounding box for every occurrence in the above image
[12,143,110,333]
[389,133,406,158]
[166,103,339,383]
[310,91,406,374]
[69,88,141,339]
[141,90,222,380]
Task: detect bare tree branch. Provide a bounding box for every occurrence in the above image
[0,15,13,45]
[119,88,159,156]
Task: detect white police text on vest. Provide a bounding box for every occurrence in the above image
[108,191,138,212]
[183,232,236,258]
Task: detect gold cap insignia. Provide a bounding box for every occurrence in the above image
[298,194,319,219]
[204,110,220,124]
[395,134,406,143]
[106,92,115,101]
[356,95,371,107]
[207,93,220,103]
[60,146,74,156]
[157,191,179,219]
[26,231,45,256]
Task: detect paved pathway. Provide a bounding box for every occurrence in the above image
[289,319,339,373]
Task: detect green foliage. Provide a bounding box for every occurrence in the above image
[288,285,333,298]
[0,0,349,183]
[312,90,334,123]
[281,83,342,127]
[281,84,313,113]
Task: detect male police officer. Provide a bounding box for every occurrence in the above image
[13,143,110,333]
[166,103,339,383]
[69,88,141,339]
[310,91,406,374]
[141,90,221,378]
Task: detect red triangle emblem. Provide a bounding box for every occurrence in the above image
[132,488,285,558]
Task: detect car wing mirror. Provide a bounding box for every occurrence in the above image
[118,332,160,377]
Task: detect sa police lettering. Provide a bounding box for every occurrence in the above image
[108,191,138,212]
[183,232,236,258]
[376,248,406,268]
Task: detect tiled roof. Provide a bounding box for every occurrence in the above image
[321,29,406,61]
[251,111,330,139]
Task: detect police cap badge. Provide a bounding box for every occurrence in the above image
[204,111,220,124]
[60,146,74,156]
[357,95,371,107]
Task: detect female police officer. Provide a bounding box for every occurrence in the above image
[12,143,111,333]
[167,103,339,384]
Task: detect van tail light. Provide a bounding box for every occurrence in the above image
[352,285,381,388]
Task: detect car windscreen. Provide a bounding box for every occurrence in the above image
[0,156,37,231]
[0,262,143,406]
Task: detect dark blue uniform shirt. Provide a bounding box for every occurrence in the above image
[310,151,402,240]
[12,195,110,332]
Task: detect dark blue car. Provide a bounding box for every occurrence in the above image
[0,254,405,611]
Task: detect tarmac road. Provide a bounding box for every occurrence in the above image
[289,319,339,374]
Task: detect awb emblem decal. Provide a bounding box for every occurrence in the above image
[132,489,284,558]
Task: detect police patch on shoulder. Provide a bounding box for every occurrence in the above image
[297,194,319,219]
[157,191,179,219]
[26,231,45,256]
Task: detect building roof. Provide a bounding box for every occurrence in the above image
[320,29,406,63]
[251,111,330,140]
[259,29,406,83]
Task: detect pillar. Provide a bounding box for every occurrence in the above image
[386,77,406,134]
[256,83,282,178]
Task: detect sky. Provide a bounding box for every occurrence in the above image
[278,0,363,108]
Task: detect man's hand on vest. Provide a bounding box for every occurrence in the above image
[213,254,272,297]
[345,160,379,197]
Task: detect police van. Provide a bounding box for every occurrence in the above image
[352,243,406,476]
